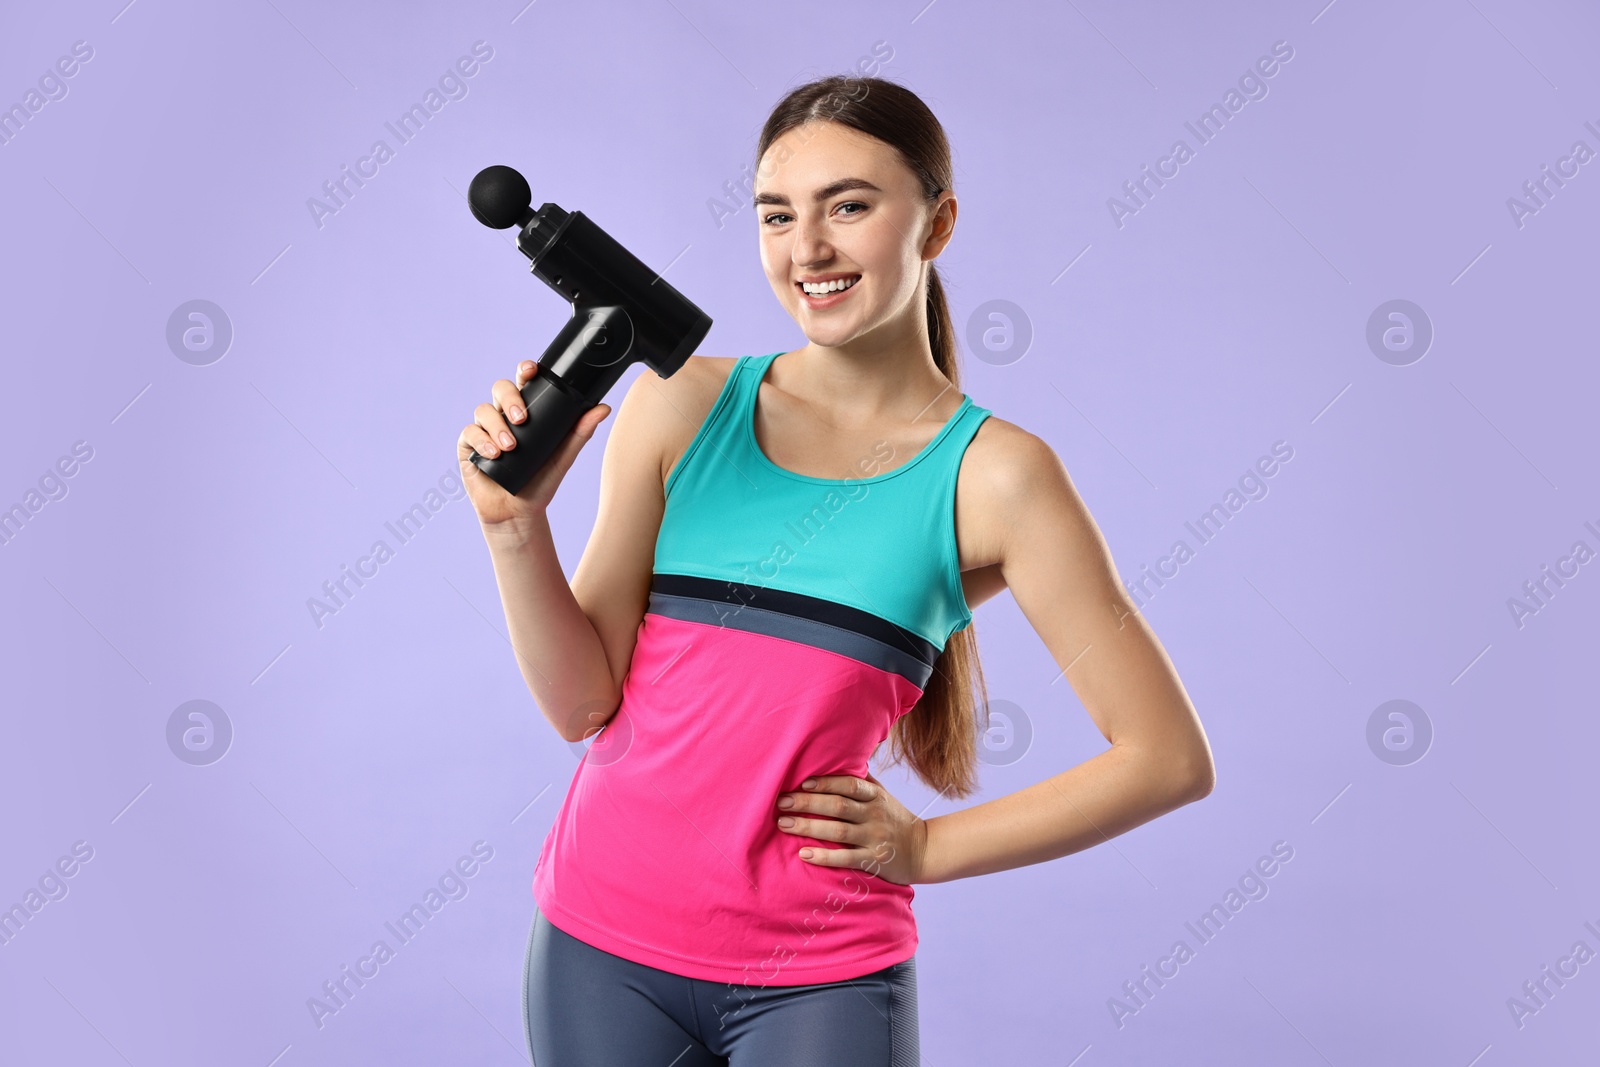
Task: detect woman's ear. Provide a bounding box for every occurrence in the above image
[923,193,957,259]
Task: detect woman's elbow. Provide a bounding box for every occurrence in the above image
[556,692,622,745]
[1177,747,1216,803]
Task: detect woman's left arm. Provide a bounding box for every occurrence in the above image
[918,429,1214,883]
[776,428,1216,885]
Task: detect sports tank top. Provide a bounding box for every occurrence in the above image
[532,350,992,986]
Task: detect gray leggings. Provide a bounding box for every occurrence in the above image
[521,907,920,1066]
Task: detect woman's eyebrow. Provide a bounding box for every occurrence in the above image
[752,177,882,208]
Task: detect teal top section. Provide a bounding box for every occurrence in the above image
[655,351,993,649]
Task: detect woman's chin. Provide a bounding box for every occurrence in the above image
[798,324,860,348]
[793,308,868,344]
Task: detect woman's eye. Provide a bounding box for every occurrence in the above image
[761,203,867,226]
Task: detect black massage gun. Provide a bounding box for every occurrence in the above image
[464,165,712,496]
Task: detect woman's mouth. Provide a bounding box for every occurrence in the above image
[796,274,861,309]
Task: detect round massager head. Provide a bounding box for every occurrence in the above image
[468,165,534,230]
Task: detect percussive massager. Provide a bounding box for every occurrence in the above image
[464,164,713,496]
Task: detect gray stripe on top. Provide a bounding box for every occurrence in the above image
[646,592,933,690]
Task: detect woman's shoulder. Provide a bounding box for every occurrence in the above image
[626,355,742,493]
[954,408,1089,574]
[687,353,743,390]
[620,354,738,420]
[958,409,1079,522]
[660,354,741,420]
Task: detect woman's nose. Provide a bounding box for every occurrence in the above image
[790,218,833,263]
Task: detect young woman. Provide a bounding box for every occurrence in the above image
[457,75,1214,1066]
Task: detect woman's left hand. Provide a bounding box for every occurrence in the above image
[775,771,927,885]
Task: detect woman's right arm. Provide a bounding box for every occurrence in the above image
[457,358,679,744]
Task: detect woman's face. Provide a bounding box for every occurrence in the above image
[754,120,954,350]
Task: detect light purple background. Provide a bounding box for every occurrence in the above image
[3,1,1596,1064]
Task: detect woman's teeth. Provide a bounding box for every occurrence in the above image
[800,275,860,295]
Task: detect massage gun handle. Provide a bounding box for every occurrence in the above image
[469,305,635,497]
[468,372,584,498]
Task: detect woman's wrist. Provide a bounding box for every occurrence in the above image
[913,813,953,884]
[479,510,551,551]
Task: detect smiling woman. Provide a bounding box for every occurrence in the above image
[461,73,1217,1067]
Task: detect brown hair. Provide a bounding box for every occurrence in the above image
[755,75,990,800]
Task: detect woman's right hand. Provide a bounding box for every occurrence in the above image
[457,359,612,530]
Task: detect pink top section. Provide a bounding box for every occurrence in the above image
[532,611,923,986]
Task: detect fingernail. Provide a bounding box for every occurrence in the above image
[778,817,795,828]
[481,442,498,457]
[777,796,794,808]
[801,779,817,789]
[510,406,525,422]
[499,431,515,448]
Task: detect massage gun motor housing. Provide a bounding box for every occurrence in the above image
[465,164,712,496]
